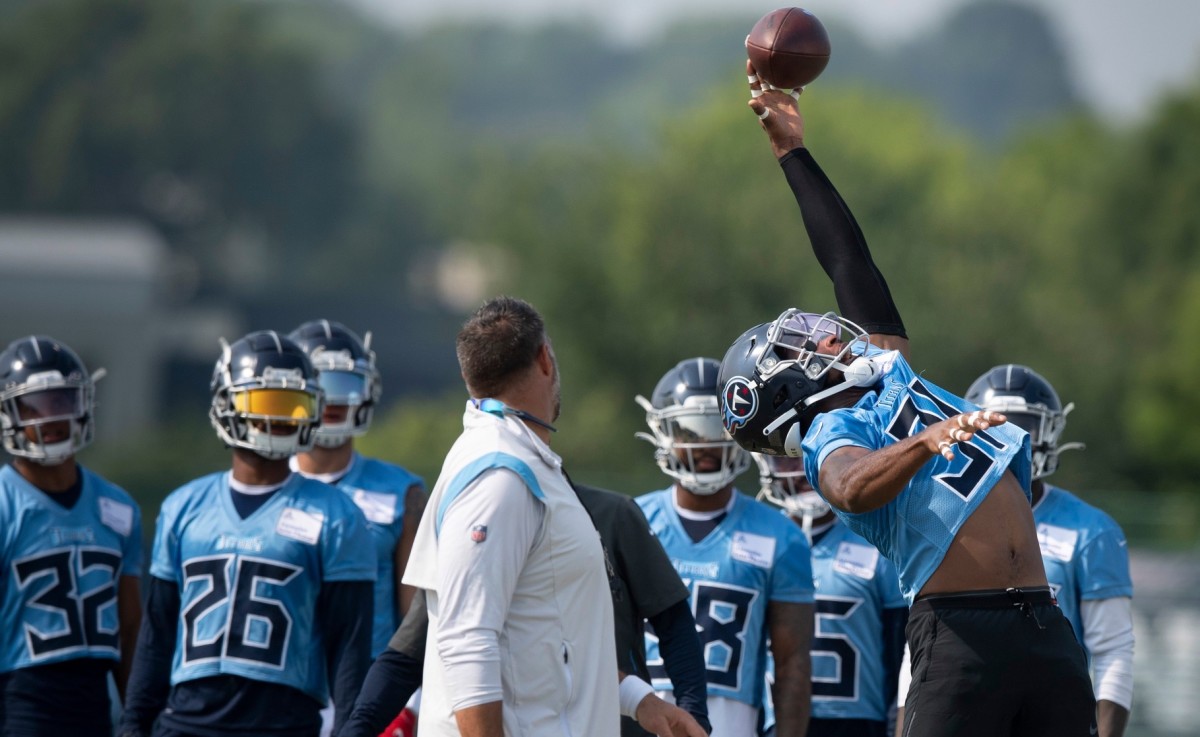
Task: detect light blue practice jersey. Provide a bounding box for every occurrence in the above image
[763,521,906,730]
[802,349,1032,604]
[150,471,375,702]
[0,464,142,673]
[1034,485,1133,647]
[637,489,814,708]
[332,454,422,657]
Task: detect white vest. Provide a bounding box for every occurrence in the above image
[405,402,619,737]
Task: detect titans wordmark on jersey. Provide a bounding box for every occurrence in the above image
[0,464,142,673]
[637,489,814,707]
[1034,485,1133,647]
[329,454,422,657]
[150,471,374,702]
[802,348,1032,604]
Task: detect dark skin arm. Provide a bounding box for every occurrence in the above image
[395,483,426,616]
[115,575,142,700]
[768,601,813,737]
[1098,700,1130,737]
[818,410,1007,514]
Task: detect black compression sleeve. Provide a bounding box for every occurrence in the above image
[386,588,429,660]
[116,576,179,737]
[779,147,907,337]
[336,647,425,737]
[881,606,910,708]
[320,581,374,737]
[647,598,712,735]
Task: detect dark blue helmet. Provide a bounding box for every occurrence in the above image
[717,310,877,456]
[0,336,99,464]
[636,357,751,494]
[965,364,1082,479]
[209,331,323,459]
[288,320,381,447]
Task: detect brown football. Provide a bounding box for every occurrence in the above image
[746,7,831,89]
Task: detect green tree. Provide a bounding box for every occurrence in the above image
[0,0,360,287]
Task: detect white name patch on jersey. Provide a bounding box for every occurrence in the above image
[1037,523,1078,562]
[832,542,878,580]
[98,497,134,537]
[351,489,397,525]
[731,532,775,569]
[276,507,324,545]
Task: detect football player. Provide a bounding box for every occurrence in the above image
[635,357,815,737]
[287,320,426,735]
[756,455,907,737]
[0,335,142,736]
[965,365,1133,737]
[117,331,375,737]
[714,69,1096,736]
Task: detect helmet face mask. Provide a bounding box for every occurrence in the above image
[288,321,381,448]
[754,454,829,540]
[210,332,324,460]
[719,310,871,457]
[0,337,98,465]
[965,364,1081,479]
[637,358,751,496]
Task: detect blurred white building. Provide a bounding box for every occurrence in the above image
[0,217,238,447]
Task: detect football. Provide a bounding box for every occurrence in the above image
[746,7,831,89]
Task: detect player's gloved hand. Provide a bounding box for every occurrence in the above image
[746,59,805,159]
[926,410,1007,461]
[635,694,710,737]
[379,707,417,737]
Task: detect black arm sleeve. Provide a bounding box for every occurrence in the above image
[336,647,425,737]
[779,147,907,337]
[116,576,179,737]
[337,589,430,737]
[647,599,711,735]
[881,606,910,708]
[320,581,374,737]
[386,587,429,660]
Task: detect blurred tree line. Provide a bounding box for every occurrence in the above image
[1,0,1197,545]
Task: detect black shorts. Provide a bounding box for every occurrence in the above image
[901,588,1096,737]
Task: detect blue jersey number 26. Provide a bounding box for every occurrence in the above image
[181,554,301,669]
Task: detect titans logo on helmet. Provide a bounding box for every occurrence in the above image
[722,376,758,430]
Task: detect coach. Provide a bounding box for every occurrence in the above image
[401,296,704,737]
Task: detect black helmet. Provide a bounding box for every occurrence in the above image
[209,331,323,459]
[0,336,100,464]
[288,320,381,447]
[635,357,751,494]
[717,310,877,456]
[965,364,1082,479]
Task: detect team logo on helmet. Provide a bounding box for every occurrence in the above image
[721,376,758,430]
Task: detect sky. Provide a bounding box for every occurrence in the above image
[350,0,1200,122]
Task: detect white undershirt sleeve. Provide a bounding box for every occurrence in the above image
[434,469,545,713]
[896,641,912,707]
[1080,596,1135,710]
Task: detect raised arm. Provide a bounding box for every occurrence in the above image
[747,62,910,358]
